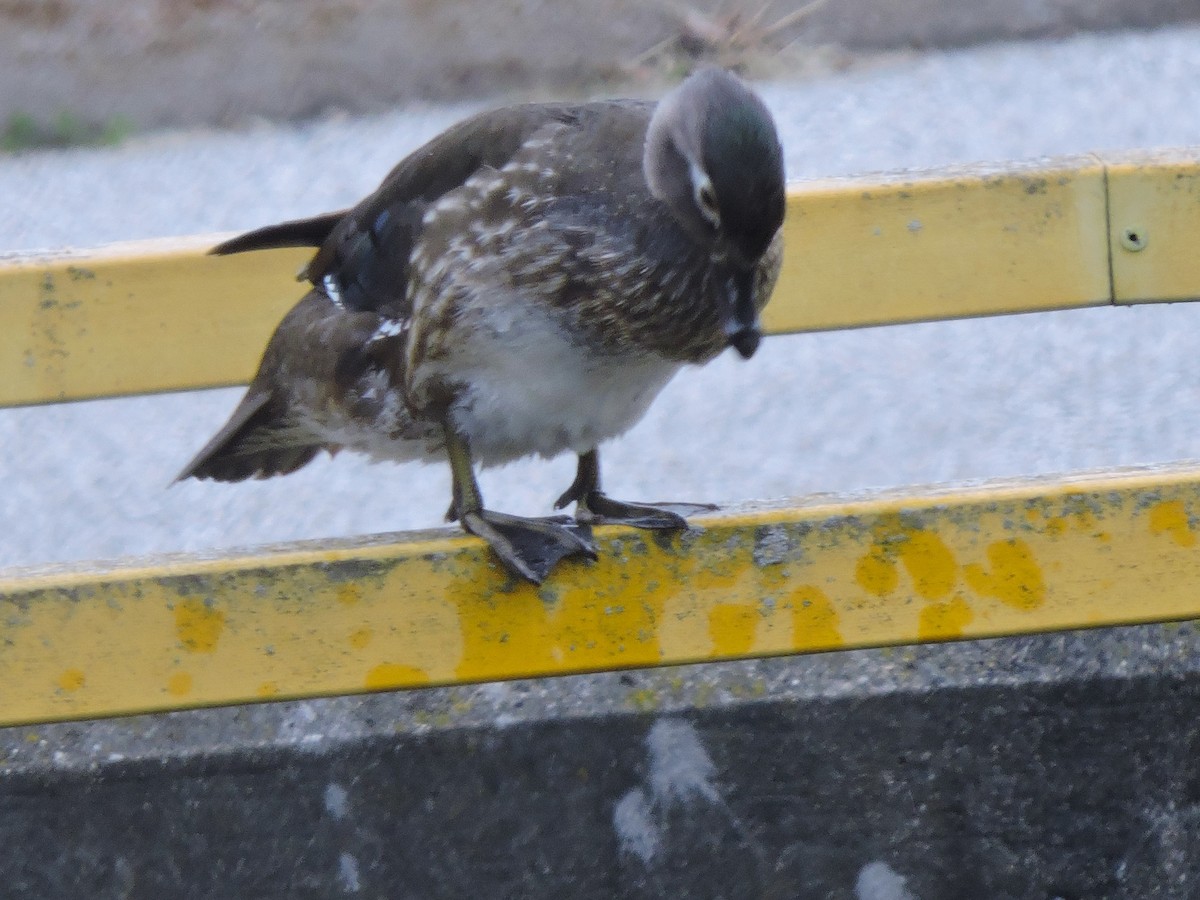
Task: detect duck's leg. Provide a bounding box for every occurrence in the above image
[554,449,717,529]
[444,424,597,583]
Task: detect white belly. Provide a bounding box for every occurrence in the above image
[442,303,679,467]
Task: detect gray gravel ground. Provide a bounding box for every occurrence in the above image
[6,26,1200,570]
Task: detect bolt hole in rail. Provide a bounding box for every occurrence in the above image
[1,149,1199,725]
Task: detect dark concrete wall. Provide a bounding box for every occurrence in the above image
[3,623,1199,898]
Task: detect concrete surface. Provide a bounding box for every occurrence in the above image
[3,0,1199,130]
[2,621,1199,898]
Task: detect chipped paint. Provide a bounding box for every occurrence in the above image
[446,543,673,680]
[1,464,1200,724]
[963,539,1046,610]
[1149,500,1196,548]
[174,599,226,653]
[855,549,899,597]
[364,663,430,690]
[708,603,760,655]
[895,529,958,600]
[917,595,974,640]
[789,585,843,648]
[57,668,85,693]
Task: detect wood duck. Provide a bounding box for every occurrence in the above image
[178,68,786,583]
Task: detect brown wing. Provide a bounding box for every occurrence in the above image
[210,103,583,318]
[186,101,609,482]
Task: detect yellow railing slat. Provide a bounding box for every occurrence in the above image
[1106,149,1200,303]
[3,148,1199,407]
[768,154,1111,332]
[0,238,309,407]
[2,461,1200,725]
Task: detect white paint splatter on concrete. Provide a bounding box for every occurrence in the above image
[338,851,362,893]
[856,860,917,900]
[645,719,720,807]
[614,719,775,882]
[614,719,721,863]
[324,782,350,820]
[613,787,661,864]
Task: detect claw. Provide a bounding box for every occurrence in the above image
[462,509,597,584]
[556,450,717,530]
[640,501,719,518]
[579,494,717,529]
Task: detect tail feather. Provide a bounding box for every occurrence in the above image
[176,390,326,483]
[209,211,347,257]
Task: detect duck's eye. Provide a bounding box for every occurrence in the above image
[696,181,720,228]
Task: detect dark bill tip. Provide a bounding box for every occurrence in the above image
[729,327,761,359]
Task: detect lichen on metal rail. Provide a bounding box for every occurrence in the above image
[2,462,1199,726]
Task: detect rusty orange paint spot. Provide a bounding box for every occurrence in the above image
[57,668,85,692]
[790,585,843,648]
[167,672,193,696]
[365,662,430,690]
[855,549,899,596]
[708,603,759,655]
[917,595,974,640]
[337,584,361,605]
[964,538,1046,610]
[349,627,373,650]
[897,529,958,600]
[256,681,281,697]
[1149,500,1196,548]
[175,599,226,653]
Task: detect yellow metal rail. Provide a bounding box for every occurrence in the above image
[2,462,1200,726]
[4,149,1200,726]
[2,148,1199,407]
